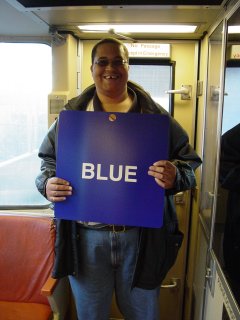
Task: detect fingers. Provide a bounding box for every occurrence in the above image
[47,177,70,186]
[46,177,72,202]
[148,160,176,189]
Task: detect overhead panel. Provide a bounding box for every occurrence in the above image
[4,0,225,40]
[14,0,224,8]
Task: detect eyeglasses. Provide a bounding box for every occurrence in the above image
[94,59,128,67]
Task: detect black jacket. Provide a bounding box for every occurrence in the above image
[35,81,201,289]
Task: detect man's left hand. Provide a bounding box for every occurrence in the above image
[148,160,177,189]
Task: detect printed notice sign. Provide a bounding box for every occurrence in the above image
[55,110,169,228]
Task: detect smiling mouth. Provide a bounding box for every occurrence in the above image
[104,75,119,79]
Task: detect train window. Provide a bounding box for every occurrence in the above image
[221,62,240,134]
[128,59,174,114]
[0,43,51,208]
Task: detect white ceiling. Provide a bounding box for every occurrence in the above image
[0,0,227,41]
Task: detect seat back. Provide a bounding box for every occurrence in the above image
[0,215,55,305]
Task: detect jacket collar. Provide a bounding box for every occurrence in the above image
[92,87,140,113]
[66,81,165,115]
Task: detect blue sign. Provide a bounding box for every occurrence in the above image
[55,110,169,228]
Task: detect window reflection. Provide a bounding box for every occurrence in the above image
[219,123,240,304]
[213,5,240,309]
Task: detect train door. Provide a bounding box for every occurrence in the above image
[198,2,240,319]
[158,43,199,320]
[79,40,199,320]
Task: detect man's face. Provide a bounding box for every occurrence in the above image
[91,43,129,97]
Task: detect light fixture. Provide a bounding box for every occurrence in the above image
[78,24,197,33]
[228,25,240,34]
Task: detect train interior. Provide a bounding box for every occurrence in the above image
[0,0,240,319]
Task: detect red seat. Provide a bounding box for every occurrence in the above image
[0,215,57,320]
[0,301,52,320]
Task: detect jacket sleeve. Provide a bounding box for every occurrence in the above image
[35,120,58,197]
[167,117,202,195]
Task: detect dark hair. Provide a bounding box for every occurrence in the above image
[91,38,129,64]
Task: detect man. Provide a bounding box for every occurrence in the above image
[36,38,201,319]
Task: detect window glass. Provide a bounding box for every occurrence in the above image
[129,64,172,112]
[0,43,51,207]
[222,66,240,134]
[199,22,224,232]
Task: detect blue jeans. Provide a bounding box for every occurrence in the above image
[69,227,160,320]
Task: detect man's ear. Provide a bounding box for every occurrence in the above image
[90,65,93,73]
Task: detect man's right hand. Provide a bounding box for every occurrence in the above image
[46,177,72,202]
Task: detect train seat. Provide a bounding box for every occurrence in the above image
[0,214,69,320]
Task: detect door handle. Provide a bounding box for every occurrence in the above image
[174,191,185,205]
[161,278,179,289]
[165,85,192,100]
